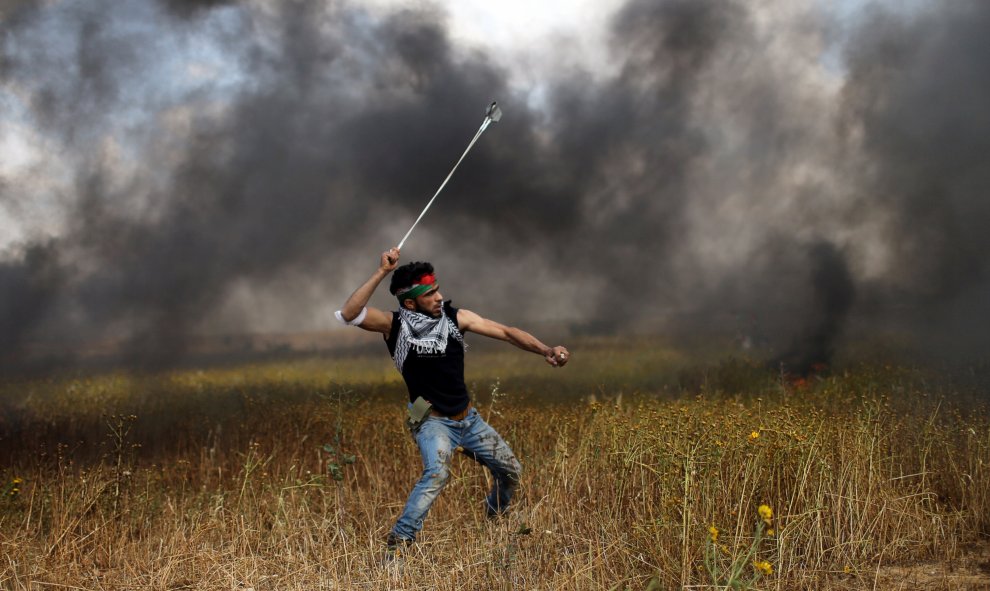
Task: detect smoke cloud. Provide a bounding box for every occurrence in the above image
[0,0,988,369]
[841,0,990,358]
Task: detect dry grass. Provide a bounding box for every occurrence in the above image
[0,341,988,590]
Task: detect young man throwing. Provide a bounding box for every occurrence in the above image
[335,247,569,551]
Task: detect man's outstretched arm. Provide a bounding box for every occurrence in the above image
[457,309,569,367]
[336,248,399,335]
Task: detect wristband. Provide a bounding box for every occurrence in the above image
[334,307,368,326]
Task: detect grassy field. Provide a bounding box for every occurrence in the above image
[1,339,988,590]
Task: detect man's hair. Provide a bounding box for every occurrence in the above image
[389,261,435,295]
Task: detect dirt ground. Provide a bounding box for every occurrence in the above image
[833,541,990,590]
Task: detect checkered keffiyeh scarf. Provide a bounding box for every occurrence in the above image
[393,306,465,373]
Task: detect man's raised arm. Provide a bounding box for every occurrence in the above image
[335,248,399,335]
[456,309,570,367]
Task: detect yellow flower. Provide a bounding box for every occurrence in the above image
[753,560,773,575]
[748,431,760,441]
[766,528,775,537]
[843,565,852,574]
[708,524,719,542]
[758,504,773,526]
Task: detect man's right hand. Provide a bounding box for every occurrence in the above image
[380,247,400,273]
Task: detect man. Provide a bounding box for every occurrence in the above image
[335,247,569,553]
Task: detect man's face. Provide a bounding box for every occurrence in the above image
[405,285,443,317]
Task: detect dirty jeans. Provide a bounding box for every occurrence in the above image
[392,407,522,542]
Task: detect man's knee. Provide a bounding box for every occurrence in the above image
[500,458,522,486]
[502,453,523,480]
[423,464,451,490]
[423,448,453,488]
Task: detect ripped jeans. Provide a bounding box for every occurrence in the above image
[391,407,523,542]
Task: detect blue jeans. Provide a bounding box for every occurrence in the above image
[391,407,522,542]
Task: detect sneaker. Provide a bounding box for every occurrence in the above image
[486,501,509,520]
[384,533,412,564]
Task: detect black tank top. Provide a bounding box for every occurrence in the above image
[385,301,470,416]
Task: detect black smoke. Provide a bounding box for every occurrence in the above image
[1,0,989,369]
[160,0,236,19]
[0,243,64,366]
[770,241,856,375]
[841,0,990,359]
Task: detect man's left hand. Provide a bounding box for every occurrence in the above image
[545,346,570,367]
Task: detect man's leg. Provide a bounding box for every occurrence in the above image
[391,417,457,542]
[458,408,523,517]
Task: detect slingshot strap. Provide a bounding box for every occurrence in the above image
[396,117,495,250]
